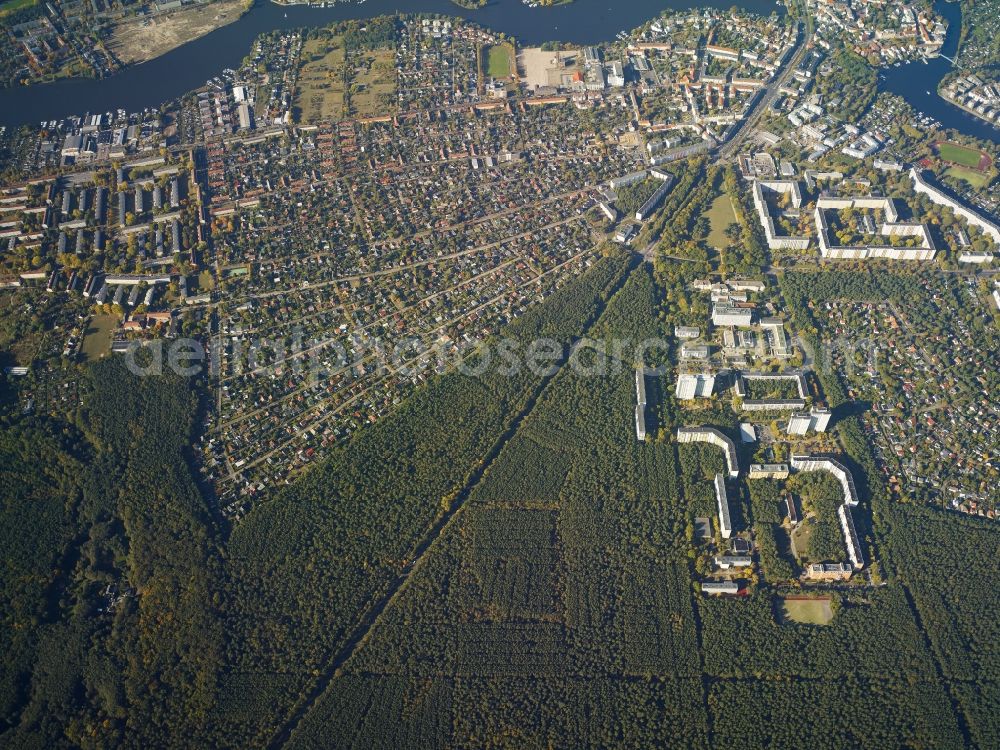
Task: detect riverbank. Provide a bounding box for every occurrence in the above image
[877,0,1000,144]
[0,0,779,129]
[938,88,1000,133]
[108,0,252,66]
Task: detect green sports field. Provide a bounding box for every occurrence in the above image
[780,596,834,625]
[935,141,989,170]
[485,44,513,78]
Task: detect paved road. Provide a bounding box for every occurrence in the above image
[716,18,811,162]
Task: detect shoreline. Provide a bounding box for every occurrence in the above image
[937,88,1000,132]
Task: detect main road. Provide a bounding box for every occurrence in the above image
[715,14,813,161]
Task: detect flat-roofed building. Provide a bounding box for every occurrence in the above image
[806,562,853,580]
[715,473,733,539]
[675,325,701,339]
[713,304,754,328]
[681,343,710,361]
[702,580,740,595]
[676,373,715,400]
[748,463,790,480]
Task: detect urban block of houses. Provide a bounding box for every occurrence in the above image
[910,167,1000,245]
[635,170,675,222]
[789,454,864,570]
[752,180,812,251]
[733,371,809,411]
[814,194,936,261]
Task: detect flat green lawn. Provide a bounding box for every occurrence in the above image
[81,314,118,362]
[780,596,834,625]
[945,165,991,189]
[936,141,988,169]
[0,0,38,19]
[486,45,513,78]
[704,193,738,249]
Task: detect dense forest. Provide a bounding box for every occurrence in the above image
[1,357,223,748]
[2,258,999,747]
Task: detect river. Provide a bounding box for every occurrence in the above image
[0,0,780,128]
[1,0,996,144]
[878,0,1000,144]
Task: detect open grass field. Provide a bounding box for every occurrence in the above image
[81,314,118,362]
[348,48,396,118]
[790,520,812,560]
[779,596,834,625]
[485,44,514,78]
[0,0,38,20]
[704,193,738,249]
[935,141,991,171]
[293,36,347,124]
[945,164,992,189]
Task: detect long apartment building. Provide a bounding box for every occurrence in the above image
[910,167,1000,244]
[714,473,733,539]
[734,371,809,412]
[635,367,647,441]
[790,454,864,569]
[677,427,740,478]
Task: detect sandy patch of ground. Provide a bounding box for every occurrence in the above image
[109,0,247,65]
[517,46,581,89]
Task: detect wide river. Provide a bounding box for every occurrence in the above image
[879,0,1000,144]
[0,0,778,128]
[0,0,996,145]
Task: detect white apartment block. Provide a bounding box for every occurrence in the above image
[676,373,716,400]
[911,167,1000,245]
[814,195,936,261]
[714,473,733,539]
[790,454,864,570]
[752,180,811,251]
[786,408,832,435]
[677,427,740,478]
